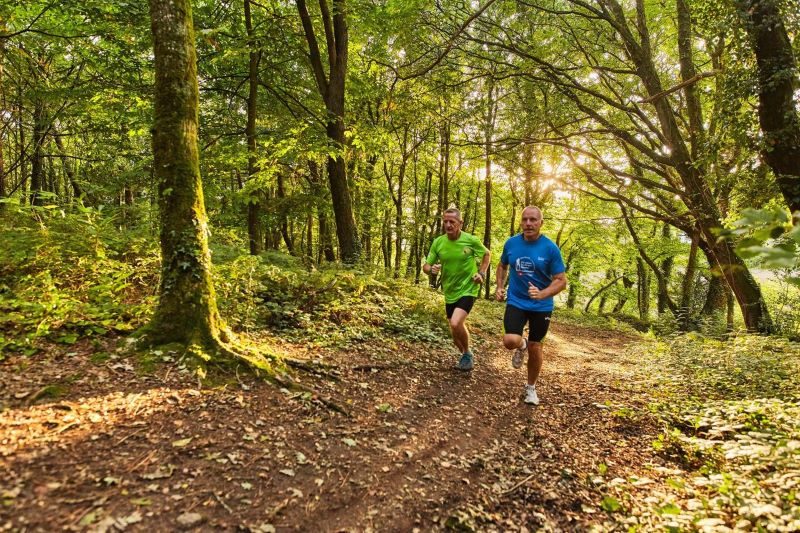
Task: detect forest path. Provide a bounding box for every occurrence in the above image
[1,303,668,532]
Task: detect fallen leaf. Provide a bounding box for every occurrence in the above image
[176,512,204,529]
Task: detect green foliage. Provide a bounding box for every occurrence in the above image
[641,334,800,401]
[617,333,800,529]
[0,211,157,355]
[723,207,800,285]
[213,249,448,347]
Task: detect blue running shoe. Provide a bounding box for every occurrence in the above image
[457,352,474,371]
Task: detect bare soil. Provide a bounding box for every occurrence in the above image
[1,312,669,532]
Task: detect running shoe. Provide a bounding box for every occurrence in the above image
[512,338,528,369]
[524,384,540,405]
[457,353,474,371]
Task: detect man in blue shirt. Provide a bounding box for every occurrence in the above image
[495,206,567,405]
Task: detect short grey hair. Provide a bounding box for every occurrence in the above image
[443,207,462,221]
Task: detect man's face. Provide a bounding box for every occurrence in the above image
[521,208,543,238]
[442,213,462,238]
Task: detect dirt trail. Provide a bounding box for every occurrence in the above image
[1,310,666,532]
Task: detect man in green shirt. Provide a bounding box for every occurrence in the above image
[423,208,491,370]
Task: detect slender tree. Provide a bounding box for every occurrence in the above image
[296,0,359,262]
[244,0,263,255]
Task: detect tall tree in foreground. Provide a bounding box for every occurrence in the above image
[144,0,258,364]
[735,0,800,219]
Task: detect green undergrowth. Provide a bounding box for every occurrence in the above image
[213,251,448,348]
[0,213,451,359]
[0,212,158,358]
[600,334,800,531]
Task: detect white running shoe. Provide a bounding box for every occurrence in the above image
[512,339,527,369]
[524,384,540,405]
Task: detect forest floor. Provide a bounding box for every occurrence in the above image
[1,301,677,532]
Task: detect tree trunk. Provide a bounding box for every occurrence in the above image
[0,40,5,211]
[296,0,359,262]
[701,274,727,316]
[305,213,314,261]
[393,160,405,278]
[637,258,651,321]
[17,96,27,206]
[701,226,773,332]
[440,121,450,209]
[658,224,673,315]
[483,81,496,299]
[30,101,46,206]
[736,0,800,218]
[245,0,263,255]
[678,229,699,329]
[145,0,228,349]
[362,154,378,264]
[612,275,634,314]
[381,208,391,270]
[566,270,580,309]
[277,171,294,253]
[53,133,82,200]
[319,209,335,262]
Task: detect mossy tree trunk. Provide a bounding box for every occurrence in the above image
[30,100,46,206]
[146,0,228,350]
[736,0,800,218]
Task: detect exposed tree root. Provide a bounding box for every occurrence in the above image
[270,373,351,417]
[134,325,349,415]
[284,358,342,380]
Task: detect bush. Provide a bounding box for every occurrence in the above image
[213,252,448,346]
[0,210,157,355]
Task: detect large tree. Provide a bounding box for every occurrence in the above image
[735,0,800,219]
[144,0,237,356]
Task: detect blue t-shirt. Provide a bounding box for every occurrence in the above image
[500,234,566,312]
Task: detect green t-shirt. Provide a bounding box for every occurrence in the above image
[425,231,488,303]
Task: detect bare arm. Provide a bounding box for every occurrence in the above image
[472,249,492,283]
[423,261,440,275]
[495,262,509,300]
[478,249,491,274]
[528,272,568,300]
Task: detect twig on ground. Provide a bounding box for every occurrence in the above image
[213,492,233,514]
[272,373,350,417]
[503,473,537,495]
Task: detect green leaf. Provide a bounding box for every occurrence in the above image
[657,503,681,515]
[600,496,621,513]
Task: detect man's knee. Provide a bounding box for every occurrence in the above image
[449,316,465,330]
[503,334,521,350]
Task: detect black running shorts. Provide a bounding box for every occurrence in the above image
[445,295,476,319]
[503,305,552,342]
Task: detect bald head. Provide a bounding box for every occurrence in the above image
[520,206,544,240]
[521,206,542,219]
